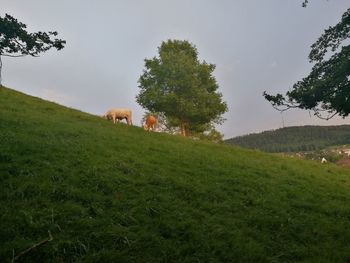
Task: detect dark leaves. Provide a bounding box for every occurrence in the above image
[264,8,350,120]
[0,13,66,57]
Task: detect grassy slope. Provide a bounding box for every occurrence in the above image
[1,87,350,262]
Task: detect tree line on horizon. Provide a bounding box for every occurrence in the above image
[225,125,350,153]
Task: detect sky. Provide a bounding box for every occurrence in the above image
[1,0,349,138]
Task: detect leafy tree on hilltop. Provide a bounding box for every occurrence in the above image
[136,39,227,137]
[264,8,350,120]
[0,13,66,85]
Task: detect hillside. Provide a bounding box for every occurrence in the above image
[225,125,350,153]
[2,86,350,262]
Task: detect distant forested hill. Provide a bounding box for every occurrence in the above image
[225,125,350,153]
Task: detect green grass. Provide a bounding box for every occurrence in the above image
[1,86,350,262]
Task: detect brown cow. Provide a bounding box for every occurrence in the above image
[143,115,157,131]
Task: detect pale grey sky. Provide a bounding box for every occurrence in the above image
[1,0,349,138]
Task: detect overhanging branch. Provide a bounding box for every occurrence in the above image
[264,91,340,120]
[1,54,27,57]
[273,102,339,120]
[314,111,338,120]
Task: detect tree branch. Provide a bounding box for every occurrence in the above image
[13,38,26,50]
[314,111,338,120]
[12,231,53,262]
[1,54,27,58]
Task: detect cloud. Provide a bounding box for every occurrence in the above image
[269,61,278,68]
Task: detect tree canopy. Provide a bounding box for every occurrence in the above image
[264,8,350,120]
[136,39,227,137]
[0,13,66,84]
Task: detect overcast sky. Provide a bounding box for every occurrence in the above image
[1,0,349,138]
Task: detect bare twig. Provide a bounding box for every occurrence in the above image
[12,231,53,262]
[1,54,27,58]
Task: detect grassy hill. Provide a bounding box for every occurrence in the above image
[225,125,350,153]
[2,86,350,262]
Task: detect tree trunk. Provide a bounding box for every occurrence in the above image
[180,122,185,136]
[0,55,2,86]
[180,121,189,137]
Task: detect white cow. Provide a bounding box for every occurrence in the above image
[103,108,132,125]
